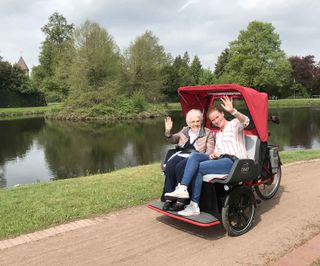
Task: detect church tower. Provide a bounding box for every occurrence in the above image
[17,56,29,76]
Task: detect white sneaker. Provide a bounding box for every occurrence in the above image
[177,202,200,216]
[164,184,189,199]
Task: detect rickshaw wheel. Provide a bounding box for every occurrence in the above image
[221,187,255,236]
[255,166,281,200]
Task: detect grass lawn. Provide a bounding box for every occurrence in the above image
[312,257,320,266]
[0,103,62,119]
[268,98,320,108]
[0,164,163,239]
[166,98,320,111]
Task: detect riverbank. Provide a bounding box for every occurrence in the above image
[0,102,167,121]
[269,98,320,108]
[1,149,320,240]
[166,98,320,111]
[0,103,62,120]
[1,98,320,120]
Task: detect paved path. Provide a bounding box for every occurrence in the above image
[1,160,320,266]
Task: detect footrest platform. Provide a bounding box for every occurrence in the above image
[148,201,221,227]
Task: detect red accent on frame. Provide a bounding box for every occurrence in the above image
[147,205,221,227]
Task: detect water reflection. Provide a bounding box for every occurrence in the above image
[37,119,170,179]
[0,107,319,188]
[268,107,320,150]
[0,118,46,187]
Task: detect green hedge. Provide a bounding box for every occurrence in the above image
[0,90,46,108]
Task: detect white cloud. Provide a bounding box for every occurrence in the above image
[0,0,319,70]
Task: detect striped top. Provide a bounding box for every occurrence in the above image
[214,117,250,159]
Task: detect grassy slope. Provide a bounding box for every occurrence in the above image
[0,103,62,119]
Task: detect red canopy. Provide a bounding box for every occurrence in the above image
[178,84,269,142]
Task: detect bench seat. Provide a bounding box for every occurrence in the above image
[203,135,259,183]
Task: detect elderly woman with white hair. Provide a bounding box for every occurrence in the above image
[163,109,215,211]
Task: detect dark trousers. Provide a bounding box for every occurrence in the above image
[164,156,188,194]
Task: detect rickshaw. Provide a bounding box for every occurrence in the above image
[148,84,281,236]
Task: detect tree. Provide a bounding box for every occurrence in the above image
[41,12,74,45]
[125,30,170,102]
[289,55,318,96]
[162,53,206,100]
[10,64,36,94]
[172,55,186,85]
[312,64,320,95]
[199,68,217,85]
[161,63,177,101]
[0,59,12,91]
[0,57,45,107]
[214,48,229,78]
[161,54,189,101]
[0,57,34,93]
[170,53,192,86]
[220,21,292,97]
[179,52,193,85]
[67,20,125,108]
[189,56,202,85]
[32,12,75,102]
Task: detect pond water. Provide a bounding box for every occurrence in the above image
[0,107,319,188]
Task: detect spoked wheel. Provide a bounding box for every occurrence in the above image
[222,187,255,236]
[255,166,281,200]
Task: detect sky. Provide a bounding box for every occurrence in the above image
[1,0,320,71]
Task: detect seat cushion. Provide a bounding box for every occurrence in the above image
[203,174,228,183]
[202,134,259,183]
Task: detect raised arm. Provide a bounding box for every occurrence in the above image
[164,116,173,137]
[220,96,248,124]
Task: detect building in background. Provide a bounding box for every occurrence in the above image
[17,56,29,76]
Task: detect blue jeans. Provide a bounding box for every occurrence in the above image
[181,152,233,203]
